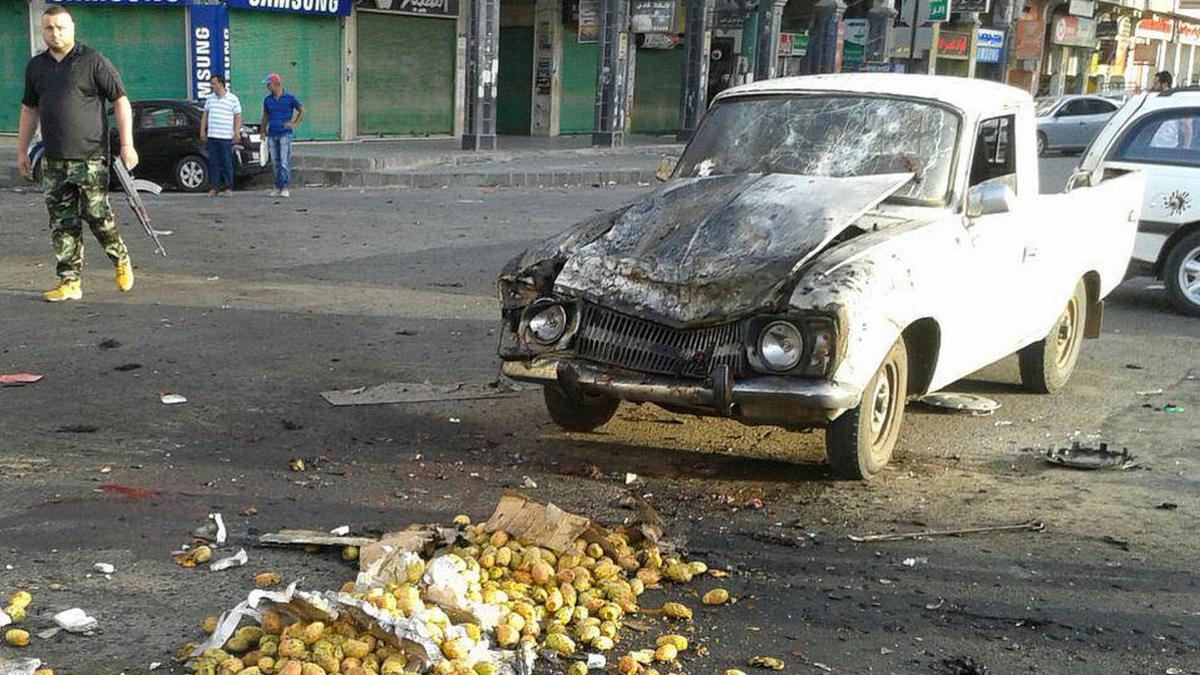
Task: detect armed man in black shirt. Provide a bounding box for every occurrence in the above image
[17,4,139,302]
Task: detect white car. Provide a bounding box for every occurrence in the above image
[1076,90,1200,316]
[498,74,1145,479]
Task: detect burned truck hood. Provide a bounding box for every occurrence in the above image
[549,172,912,325]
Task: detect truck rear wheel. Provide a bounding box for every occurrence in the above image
[543,384,619,432]
[1164,231,1200,317]
[1019,279,1087,393]
[826,338,908,480]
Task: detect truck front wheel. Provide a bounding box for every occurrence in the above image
[543,384,619,432]
[826,338,908,480]
[1019,279,1087,393]
[1164,230,1200,317]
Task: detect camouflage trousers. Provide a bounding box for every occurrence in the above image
[43,157,129,281]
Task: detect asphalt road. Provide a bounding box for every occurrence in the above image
[0,158,1197,674]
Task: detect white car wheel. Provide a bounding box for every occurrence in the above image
[1165,231,1200,317]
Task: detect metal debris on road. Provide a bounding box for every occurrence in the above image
[1043,442,1138,470]
[0,374,42,387]
[320,380,529,406]
[848,520,1044,542]
[159,393,187,405]
[257,529,377,548]
[92,563,115,575]
[916,393,1002,415]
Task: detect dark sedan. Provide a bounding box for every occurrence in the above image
[29,99,269,192]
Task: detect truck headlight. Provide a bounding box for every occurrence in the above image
[526,303,568,345]
[758,321,804,372]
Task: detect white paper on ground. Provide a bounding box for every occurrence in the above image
[0,657,42,675]
[53,607,98,633]
[210,548,248,571]
[211,513,227,544]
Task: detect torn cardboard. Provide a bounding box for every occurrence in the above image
[259,529,378,548]
[482,490,615,556]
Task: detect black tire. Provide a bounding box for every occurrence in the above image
[174,155,209,193]
[1037,131,1048,156]
[1019,279,1087,394]
[1164,230,1200,318]
[543,384,619,432]
[826,338,908,480]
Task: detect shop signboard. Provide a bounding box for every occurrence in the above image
[356,0,458,18]
[976,27,1004,63]
[630,0,676,33]
[1177,21,1200,46]
[928,0,948,21]
[842,18,868,64]
[578,0,599,43]
[936,30,970,59]
[1013,19,1043,60]
[226,0,352,17]
[1096,19,1118,38]
[1052,15,1096,47]
[951,0,990,13]
[1135,17,1173,41]
[794,32,808,57]
[53,0,188,4]
[189,3,230,100]
[1068,0,1094,18]
[778,32,793,57]
[1133,42,1158,64]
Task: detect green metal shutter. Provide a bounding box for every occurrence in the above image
[65,5,188,101]
[560,39,597,134]
[230,10,341,141]
[0,0,30,132]
[496,26,533,135]
[631,46,682,134]
[356,12,456,137]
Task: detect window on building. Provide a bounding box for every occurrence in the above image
[969,115,1017,192]
[1112,108,1200,167]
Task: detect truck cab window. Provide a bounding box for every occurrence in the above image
[970,115,1017,192]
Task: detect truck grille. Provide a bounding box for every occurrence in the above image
[575,303,744,379]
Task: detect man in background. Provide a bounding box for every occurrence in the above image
[261,73,304,198]
[200,74,242,198]
[17,4,138,302]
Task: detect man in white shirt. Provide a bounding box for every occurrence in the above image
[199,75,241,197]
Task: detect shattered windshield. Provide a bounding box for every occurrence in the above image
[675,94,961,204]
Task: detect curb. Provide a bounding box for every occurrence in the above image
[293,168,656,189]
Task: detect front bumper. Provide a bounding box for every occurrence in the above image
[503,358,861,427]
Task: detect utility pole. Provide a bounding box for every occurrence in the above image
[807,0,847,74]
[753,0,788,80]
[592,0,631,146]
[678,0,715,141]
[462,0,500,150]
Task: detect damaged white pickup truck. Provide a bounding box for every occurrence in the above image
[497,74,1145,479]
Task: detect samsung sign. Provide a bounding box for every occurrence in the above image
[189,3,230,100]
[227,0,351,15]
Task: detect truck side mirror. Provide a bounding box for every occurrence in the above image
[966,183,1016,218]
[656,156,677,182]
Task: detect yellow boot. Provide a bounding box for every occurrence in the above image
[115,259,135,292]
[43,279,82,302]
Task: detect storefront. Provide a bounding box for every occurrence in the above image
[1131,15,1173,90]
[355,0,460,137]
[56,0,190,102]
[226,0,346,141]
[1,0,31,132]
[1046,13,1098,95]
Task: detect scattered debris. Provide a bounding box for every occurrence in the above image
[1164,403,1185,413]
[902,557,928,567]
[172,546,213,568]
[0,657,41,675]
[113,363,142,372]
[320,380,528,406]
[624,473,641,486]
[35,627,59,640]
[92,563,115,575]
[1157,502,1179,510]
[193,513,227,544]
[0,374,42,387]
[1136,388,1164,396]
[289,458,306,472]
[258,529,376,548]
[521,475,539,489]
[98,338,122,350]
[1043,443,1138,470]
[1101,535,1131,551]
[916,393,1001,415]
[934,656,988,674]
[329,525,351,536]
[252,572,281,587]
[210,549,249,572]
[52,608,97,633]
[748,656,786,670]
[849,520,1044,542]
[159,393,187,405]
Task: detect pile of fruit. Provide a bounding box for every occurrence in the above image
[182,515,732,675]
[2,590,55,675]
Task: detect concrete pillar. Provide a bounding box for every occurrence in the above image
[806,0,846,75]
[29,0,46,54]
[1073,47,1091,93]
[463,0,500,150]
[1188,44,1196,85]
[753,0,786,79]
[678,0,714,141]
[865,0,897,64]
[1049,45,1067,96]
[341,12,357,140]
[530,0,563,136]
[965,14,980,79]
[592,0,631,146]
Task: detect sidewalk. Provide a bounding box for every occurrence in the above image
[289,134,682,189]
[0,134,684,190]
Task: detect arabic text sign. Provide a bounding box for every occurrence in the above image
[630,0,676,34]
[936,30,970,59]
[976,27,1004,63]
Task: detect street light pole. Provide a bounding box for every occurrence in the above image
[907,0,920,73]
